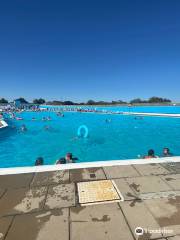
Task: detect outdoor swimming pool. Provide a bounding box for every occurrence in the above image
[1,106,180,168]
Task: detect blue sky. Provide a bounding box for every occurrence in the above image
[0,0,180,102]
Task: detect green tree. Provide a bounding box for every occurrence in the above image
[148,97,171,103]
[33,98,46,104]
[87,100,96,105]
[130,98,144,104]
[111,100,127,104]
[0,98,8,104]
[63,101,75,105]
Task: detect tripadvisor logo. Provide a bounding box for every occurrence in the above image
[135,227,144,236]
[135,227,173,235]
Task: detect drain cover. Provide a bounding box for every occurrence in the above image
[77,180,124,206]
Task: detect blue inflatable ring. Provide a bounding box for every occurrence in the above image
[77,125,89,138]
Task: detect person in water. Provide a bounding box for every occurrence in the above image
[143,149,158,159]
[58,153,78,164]
[105,119,111,123]
[56,158,66,164]
[162,148,173,157]
[44,125,50,130]
[35,157,44,166]
[21,124,27,132]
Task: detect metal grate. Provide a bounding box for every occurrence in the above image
[77,180,124,206]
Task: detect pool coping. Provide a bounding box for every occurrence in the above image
[0,156,180,175]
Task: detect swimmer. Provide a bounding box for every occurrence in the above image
[56,158,66,164]
[47,116,51,121]
[32,117,36,121]
[70,136,79,141]
[44,125,50,130]
[65,153,78,163]
[105,119,111,123]
[143,149,158,159]
[35,157,44,166]
[57,112,63,117]
[20,124,27,132]
[11,113,16,119]
[42,117,46,121]
[162,147,173,157]
[59,153,78,164]
[16,117,23,120]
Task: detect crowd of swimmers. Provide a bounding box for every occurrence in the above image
[35,153,78,166]
[6,110,175,164]
[34,148,173,167]
[16,123,52,132]
[9,112,65,121]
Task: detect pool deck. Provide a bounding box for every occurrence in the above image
[64,110,180,118]
[0,162,180,239]
[26,108,180,118]
[122,112,180,118]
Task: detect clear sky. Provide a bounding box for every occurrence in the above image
[0,0,180,102]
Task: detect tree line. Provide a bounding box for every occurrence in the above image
[0,96,172,105]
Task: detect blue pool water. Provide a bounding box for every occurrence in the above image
[1,106,180,168]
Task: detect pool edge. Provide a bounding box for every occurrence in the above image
[0,156,180,175]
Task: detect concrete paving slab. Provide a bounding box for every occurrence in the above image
[31,170,69,186]
[134,163,170,176]
[161,174,180,190]
[70,167,106,182]
[45,183,75,209]
[70,203,134,240]
[140,191,180,200]
[126,176,172,194]
[144,197,180,236]
[103,165,140,179]
[161,163,180,174]
[0,173,34,189]
[120,200,162,239]
[0,216,13,240]
[114,178,139,200]
[5,209,69,240]
[0,187,47,217]
[167,236,180,240]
